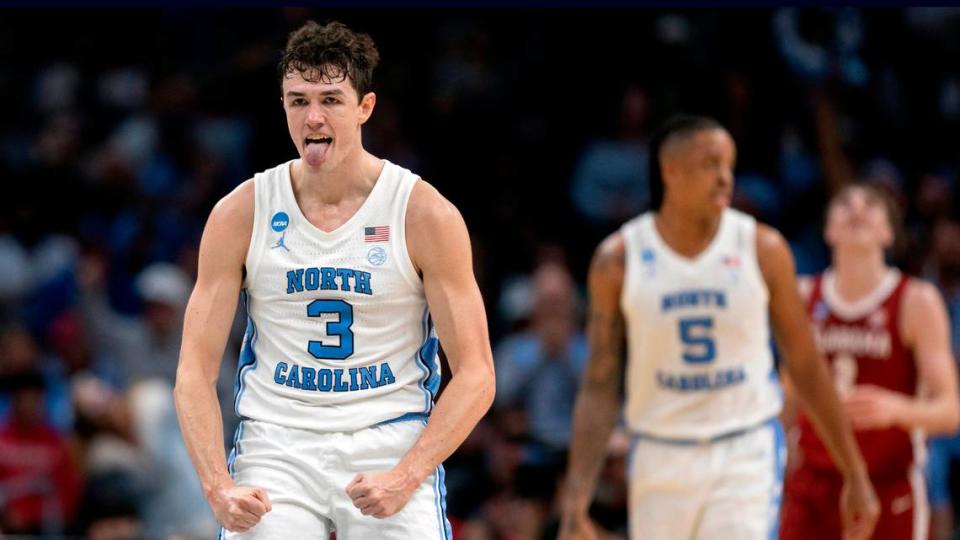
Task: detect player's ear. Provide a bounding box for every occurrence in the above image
[879,221,894,249]
[660,159,679,191]
[358,92,376,125]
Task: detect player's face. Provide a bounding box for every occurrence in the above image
[665,128,736,214]
[825,186,894,250]
[281,68,376,172]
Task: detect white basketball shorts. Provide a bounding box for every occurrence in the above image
[627,418,786,540]
[219,418,452,539]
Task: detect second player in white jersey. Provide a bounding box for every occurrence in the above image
[560,116,878,540]
[620,208,781,441]
[237,159,439,431]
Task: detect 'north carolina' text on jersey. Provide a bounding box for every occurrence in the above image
[620,209,781,441]
[235,160,439,432]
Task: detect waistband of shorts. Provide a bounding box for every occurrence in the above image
[630,416,780,446]
[376,411,430,426]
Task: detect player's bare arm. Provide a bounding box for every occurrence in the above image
[757,224,879,540]
[778,276,814,458]
[844,280,960,435]
[345,179,495,519]
[558,232,626,540]
[174,180,272,533]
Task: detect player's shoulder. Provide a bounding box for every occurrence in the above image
[595,230,626,262]
[589,231,626,285]
[901,275,945,314]
[406,178,462,231]
[754,222,789,253]
[209,178,255,229]
[404,178,471,274]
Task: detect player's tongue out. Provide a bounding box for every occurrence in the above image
[304,136,332,167]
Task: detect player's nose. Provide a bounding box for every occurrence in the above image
[306,103,326,126]
[717,169,734,188]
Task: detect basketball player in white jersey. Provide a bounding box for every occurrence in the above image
[558,116,879,540]
[173,21,495,538]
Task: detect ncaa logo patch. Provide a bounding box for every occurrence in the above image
[367,246,387,266]
[271,212,290,232]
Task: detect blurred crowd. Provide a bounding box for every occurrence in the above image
[1,7,959,540]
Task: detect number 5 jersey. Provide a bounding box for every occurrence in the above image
[235,160,440,432]
[619,208,782,442]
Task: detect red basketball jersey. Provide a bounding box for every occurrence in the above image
[795,269,919,480]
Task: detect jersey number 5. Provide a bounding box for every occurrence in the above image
[679,317,716,364]
[307,299,354,360]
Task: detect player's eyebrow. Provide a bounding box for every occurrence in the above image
[285,89,346,98]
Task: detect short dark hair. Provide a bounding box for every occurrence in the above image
[278,21,380,100]
[648,115,725,210]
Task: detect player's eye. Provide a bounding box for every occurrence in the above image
[291,98,307,106]
[323,97,340,105]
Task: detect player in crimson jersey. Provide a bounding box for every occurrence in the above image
[780,183,960,540]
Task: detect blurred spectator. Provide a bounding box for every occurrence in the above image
[0,370,82,535]
[570,85,652,229]
[494,261,586,453]
[773,8,869,87]
[80,260,189,386]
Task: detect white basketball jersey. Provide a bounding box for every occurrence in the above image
[620,208,782,441]
[234,160,439,432]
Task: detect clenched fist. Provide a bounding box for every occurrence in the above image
[211,482,273,533]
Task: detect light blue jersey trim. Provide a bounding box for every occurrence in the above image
[433,465,452,540]
[377,412,429,426]
[220,421,246,540]
[769,419,787,540]
[413,305,440,413]
[233,290,259,417]
[631,416,779,446]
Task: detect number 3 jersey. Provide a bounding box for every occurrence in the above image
[620,208,781,441]
[796,269,918,479]
[235,160,439,432]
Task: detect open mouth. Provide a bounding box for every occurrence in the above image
[305,135,333,146]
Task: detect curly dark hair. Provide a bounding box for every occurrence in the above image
[278,21,380,100]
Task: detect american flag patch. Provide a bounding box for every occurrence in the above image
[364,226,389,242]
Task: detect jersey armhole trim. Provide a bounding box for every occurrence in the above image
[243,175,266,287]
[744,216,770,303]
[395,176,423,290]
[619,219,640,314]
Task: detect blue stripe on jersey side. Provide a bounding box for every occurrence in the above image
[438,465,452,539]
[433,467,443,540]
[221,420,246,540]
[768,419,786,540]
[233,290,259,418]
[377,412,429,426]
[226,420,245,477]
[420,316,440,396]
[412,305,433,413]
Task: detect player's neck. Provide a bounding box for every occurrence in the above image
[292,148,382,205]
[831,248,888,303]
[654,204,723,258]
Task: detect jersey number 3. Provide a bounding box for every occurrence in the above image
[307,299,354,360]
[679,317,716,364]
